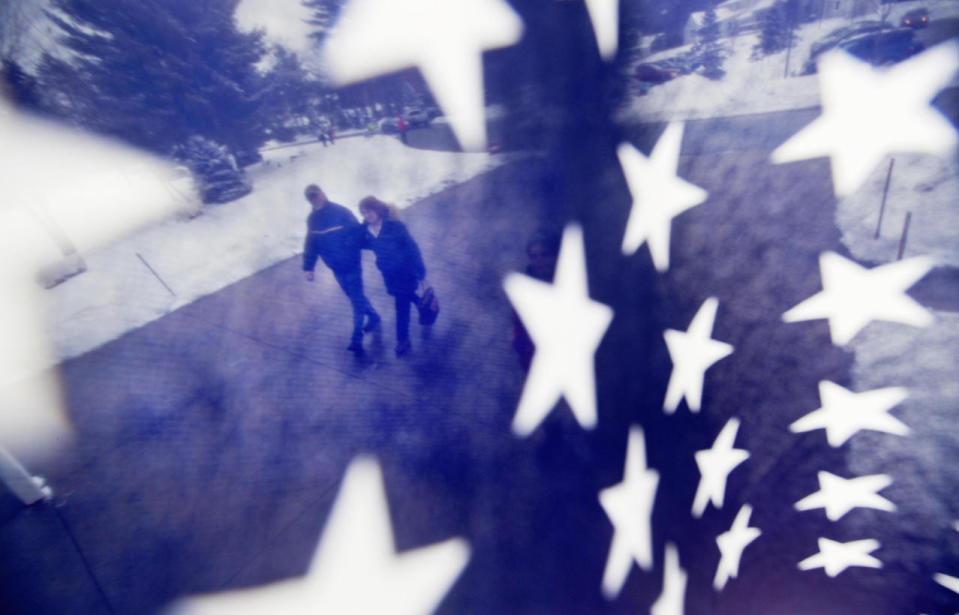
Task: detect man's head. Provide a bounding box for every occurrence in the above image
[304,184,328,209]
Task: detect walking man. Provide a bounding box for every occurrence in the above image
[302,184,379,353]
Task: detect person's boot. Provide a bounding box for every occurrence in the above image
[395,340,411,356]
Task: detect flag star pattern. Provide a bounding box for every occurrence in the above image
[934,573,959,596]
[798,537,882,578]
[4,1,959,614]
[782,252,935,346]
[504,223,614,437]
[583,0,619,61]
[598,426,660,600]
[167,457,470,615]
[771,41,959,196]
[789,381,910,447]
[616,122,709,271]
[692,417,750,518]
[321,0,523,150]
[713,504,761,591]
[794,471,896,521]
[662,296,734,414]
[650,543,687,615]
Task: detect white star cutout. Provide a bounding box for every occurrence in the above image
[782,251,934,346]
[321,0,523,150]
[692,417,750,518]
[584,0,619,61]
[935,573,959,595]
[663,297,734,414]
[771,41,959,196]
[617,123,708,272]
[798,537,881,577]
[504,224,614,437]
[794,471,896,521]
[790,380,910,447]
[168,457,470,615]
[0,100,187,460]
[651,543,687,615]
[598,426,660,600]
[714,504,761,591]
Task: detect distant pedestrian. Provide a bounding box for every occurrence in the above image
[358,196,426,356]
[397,116,408,144]
[303,185,380,354]
[366,121,376,137]
[511,230,560,370]
[328,125,336,145]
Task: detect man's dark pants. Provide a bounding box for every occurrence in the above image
[333,267,377,344]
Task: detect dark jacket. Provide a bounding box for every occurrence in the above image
[363,219,425,296]
[302,202,364,274]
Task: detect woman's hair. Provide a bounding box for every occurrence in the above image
[358,195,395,220]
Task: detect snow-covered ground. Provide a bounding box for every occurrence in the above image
[616,0,959,123]
[40,133,507,363]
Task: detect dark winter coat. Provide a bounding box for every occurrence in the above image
[362,219,425,296]
[302,202,364,274]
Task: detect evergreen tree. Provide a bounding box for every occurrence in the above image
[302,0,346,43]
[258,46,318,139]
[696,7,725,80]
[2,59,44,112]
[175,135,252,204]
[39,0,267,158]
[754,2,795,57]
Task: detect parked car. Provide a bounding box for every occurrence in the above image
[635,62,680,83]
[838,28,925,66]
[802,23,923,73]
[378,117,400,134]
[802,21,886,73]
[901,8,929,29]
[403,108,431,128]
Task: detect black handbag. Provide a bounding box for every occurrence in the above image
[417,285,439,325]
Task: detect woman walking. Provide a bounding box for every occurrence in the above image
[359,196,426,356]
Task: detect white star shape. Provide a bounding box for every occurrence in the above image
[584,0,619,61]
[794,471,895,521]
[692,417,750,518]
[598,426,660,600]
[934,572,959,595]
[617,123,708,272]
[663,297,734,414]
[790,380,910,447]
[321,0,523,150]
[771,41,959,196]
[1,100,188,459]
[503,224,614,437]
[782,251,934,346]
[651,543,687,615]
[167,457,470,615]
[798,537,881,577]
[714,504,761,591]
